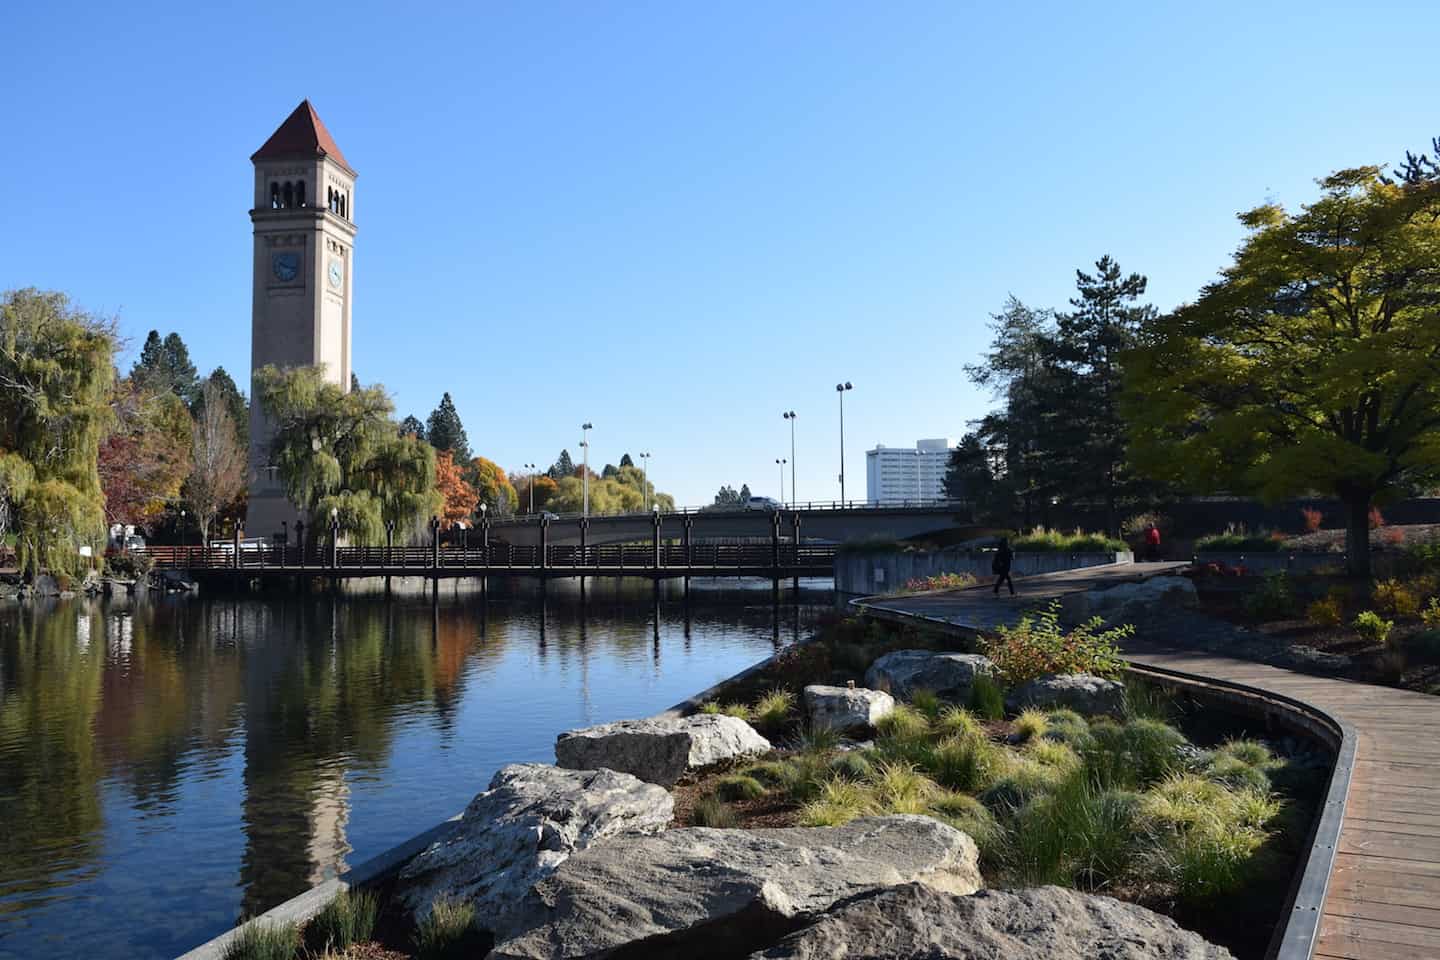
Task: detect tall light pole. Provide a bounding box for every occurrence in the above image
[638,451,652,512]
[523,463,536,514]
[776,458,787,505]
[835,382,852,504]
[782,411,797,504]
[580,422,593,518]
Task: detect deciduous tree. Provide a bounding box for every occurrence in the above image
[435,450,478,529]
[186,378,247,543]
[256,365,440,543]
[467,456,517,518]
[98,378,193,529]
[1123,164,1440,576]
[0,288,116,576]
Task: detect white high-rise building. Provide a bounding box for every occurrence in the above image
[865,439,954,504]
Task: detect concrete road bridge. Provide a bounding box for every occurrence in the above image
[486,499,974,547]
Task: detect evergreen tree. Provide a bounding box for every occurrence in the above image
[350,371,360,393]
[399,415,426,439]
[620,453,634,468]
[941,434,1001,521]
[197,366,248,449]
[424,392,471,461]
[131,329,200,409]
[602,463,619,478]
[1049,256,1156,534]
[549,449,575,479]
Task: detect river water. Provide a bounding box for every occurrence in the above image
[0,578,831,960]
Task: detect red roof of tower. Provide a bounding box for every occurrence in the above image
[251,100,353,173]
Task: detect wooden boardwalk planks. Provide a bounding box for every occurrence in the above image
[865,564,1440,960]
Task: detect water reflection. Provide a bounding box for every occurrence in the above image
[0,578,830,960]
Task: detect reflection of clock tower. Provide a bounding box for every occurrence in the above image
[247,100,356,538]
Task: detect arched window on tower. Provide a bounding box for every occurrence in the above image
[283,182,294,209]
[296,181,306,207]
[270,182,281,209]
[327,187,334,212]
[340,193,347,219]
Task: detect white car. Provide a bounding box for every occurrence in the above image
[745,496,781,512]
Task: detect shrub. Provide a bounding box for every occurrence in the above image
[1195,525,1285,552]
[980,601,1130,686]
[1353,610,1395,646]
[1381,527,1406,547]
[1242,572,1294,620]
[798,777,874,826]
[692,796,740,827]
[414,897,479,960]
[1121,512,1166,539]
[1300,507,1323,533]
[1370,507,1386,529]
[1010,527,1127,553]
[222,921,301,960]
[1373,579,1421,618]
[307,890,378,953]
[714,774,767,802]
[1013,708,1049,742]
[969,675,1006,720]
[1305,597,1344,627]
[752,689,796,730]
[103,550,153,579]
[901,572,977,593]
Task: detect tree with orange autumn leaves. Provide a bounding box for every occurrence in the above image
[434,450,478,529]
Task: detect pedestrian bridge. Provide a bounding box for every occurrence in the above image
[487,499,973,547]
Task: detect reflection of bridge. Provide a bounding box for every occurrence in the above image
[144,542,838,583]
[489,499,972,547]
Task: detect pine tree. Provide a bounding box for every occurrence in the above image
[131,330,200,409]
[549,449,575,479]
[602,463,619,478]
[350,371,360,393]
[941,434,1000,521]
[399,415,426,439]
[620,453,634,468]
[424,392,471,461]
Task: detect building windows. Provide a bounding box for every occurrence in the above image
[326,186,350,220]
[269,180,308,209]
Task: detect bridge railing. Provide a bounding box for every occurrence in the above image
[140,542,838,573]
[500,498,971,524]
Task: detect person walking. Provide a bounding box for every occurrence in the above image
[992,536,1015,596]
[1145,523,1162,562]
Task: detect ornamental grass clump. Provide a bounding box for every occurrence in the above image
[1122,676,1175,723]
[968,675,1006,720]
[826,751,874,782]
[979,601,1130,686]
[714,774,767,802]
[222,921,301,960]
[307,889,378,954]
[934,704,983,739]
[1012,708,1049,742]
[1373,579,1421,618]
[909,688,942,720]
[929,791,1004,858]
[798,776,874,827]
[692,795,740,828]
[414,897,479,960]
[920,733,1006,792]
[1011,527,1127,553]
[751,688,796,732]
[1142,774,1282,901]
[869,760,939,815]
[1007,773,1142,890]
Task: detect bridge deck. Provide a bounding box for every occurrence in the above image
[862,564,1440,960]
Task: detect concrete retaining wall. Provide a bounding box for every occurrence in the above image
[834,548,1132,595]
[1193,552,1345,574]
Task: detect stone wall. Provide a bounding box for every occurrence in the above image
[835,549,1132,596]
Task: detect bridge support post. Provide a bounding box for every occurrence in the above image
[578,518,588,588]
[329,516,340,569]
[385,521,395,596]
[771,511,782,595]
[791,512,802,593]
[296,521,305,569]
[430,516,440,569]
[540,516,550,572]
[653,511,662,570]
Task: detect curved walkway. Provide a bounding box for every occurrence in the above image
[861,564,1440,960]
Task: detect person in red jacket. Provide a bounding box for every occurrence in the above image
[1145,524,1162,561]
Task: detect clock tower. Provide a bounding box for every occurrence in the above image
[246,100,356,539]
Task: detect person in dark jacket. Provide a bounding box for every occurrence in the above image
[992,536,1015,596]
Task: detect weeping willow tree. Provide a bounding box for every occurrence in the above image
[255,365,439,542]
[0,289,116,578]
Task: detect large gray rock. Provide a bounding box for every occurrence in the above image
[863,649,995,702]
[1066,574,1199,622]
[804,684,894,733]
[748,882,1234,959]
[395,763,672,927]
[555,714,771,786]
[30,574,60,597]
[490,815,982,959]
[1007,673,1126,717]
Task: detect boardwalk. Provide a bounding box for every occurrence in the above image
[862,564,1440,960]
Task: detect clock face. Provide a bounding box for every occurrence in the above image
[327,258,343,290]
[271,252,299,282]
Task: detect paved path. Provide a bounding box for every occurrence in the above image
[863,564,1440,960]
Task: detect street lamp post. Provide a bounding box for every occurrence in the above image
[580,422,593,518]
[639,451,652,512]
[835,382,853,504]
[523,463,536,514]
[776,458,787,505]
[782,411,797,504]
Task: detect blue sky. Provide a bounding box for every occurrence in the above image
[4,1,1438,506]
